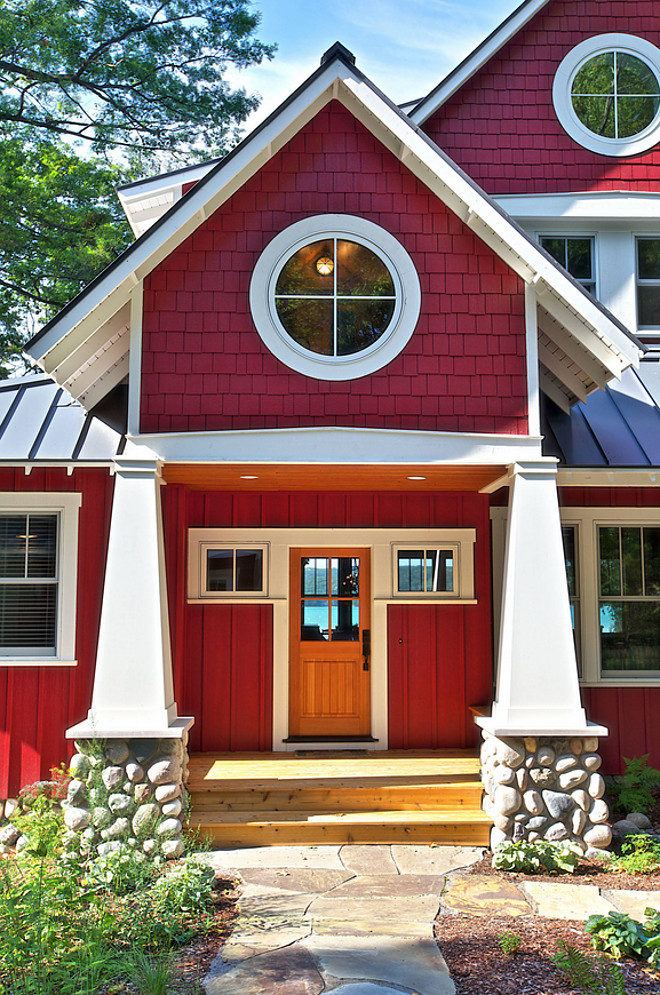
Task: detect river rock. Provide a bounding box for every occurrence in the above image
[558,769,587,790]
[69,753,90,778]
[147,759,182,785]
[108,793,134,815]
[106,741,130,765]
[584,824,612,849]
[93,806,112,828]
[67,779,87,804]
[588,774,605,799]
[125,763,144,783]
[572,808,587,835]
[572,789,590,812]
[0,824,20,846]
[516,768,529,791]
[626,812,652,831]
[613,818,643,836]
[583,738,599,752]
[523,790,544,815]
[132,803,160,835]
[494,765,516,785]
[536,746,556,767]
[102,818,131,841]
[497,740,525,769]
[545,822,570,841]
[134,783,152,804]
[161,800,182,818]
[130,739,160,764]
[494,786,521,816]
[542,790,575,819]
[491,826,507,849]
[157,818,182,836]
[64,806,91,831]
[524,737,537,753]
[527,816,548,831]
[161,839,185,859]
[530,767,556,788]
[569,739,584,755]
[589,800,610,825]
[556,754,578,773]
[101,766,125,791]
[494,813,513,831]
[154,782,181,803]
[583,753,602,772]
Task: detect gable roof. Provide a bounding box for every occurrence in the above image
[409,0,551,125]
[25,40,640,414]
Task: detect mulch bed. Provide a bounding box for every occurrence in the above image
[467,851,660,890]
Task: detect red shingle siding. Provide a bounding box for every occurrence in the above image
[140,102,528,435]
[423,0,660,194]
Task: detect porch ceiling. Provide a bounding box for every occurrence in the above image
[161,462,507,492]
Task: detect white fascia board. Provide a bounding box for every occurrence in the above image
[129,426,543,464]
[495,190,660,221]
[409,0,550,125]
[117,160,217,206]
[557,468,660,486]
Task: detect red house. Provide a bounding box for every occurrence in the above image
[3,0,660,853]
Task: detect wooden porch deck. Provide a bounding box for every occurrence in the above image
[186,750,490,846]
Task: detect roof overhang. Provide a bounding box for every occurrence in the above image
[25,42,641,413]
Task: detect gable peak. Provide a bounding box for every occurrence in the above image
[320,42,356,67]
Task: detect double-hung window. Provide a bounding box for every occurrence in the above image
[636,237,660,335]
[539,236,596,296]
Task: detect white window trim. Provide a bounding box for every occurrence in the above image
[0,492,81,667]
[536,232,598,299]
[249,215,421,381]
[553,34,660,157]
[190,542,269,599]
[635,234,660,332]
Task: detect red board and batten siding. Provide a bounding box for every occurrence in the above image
[140,101,528,437]
[0,468,113,797]
[558,485,660,774]
[423,0,660,195]
[161,486,493,753]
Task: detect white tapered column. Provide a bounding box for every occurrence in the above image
[68,456,191,739]
[480,459,604,737]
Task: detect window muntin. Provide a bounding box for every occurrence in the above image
[553,35,660,157]
[540,236,596,296]
[249,215,421,381]
[598,525,660,674]
[0,514,59,656]
[202,545,267,597]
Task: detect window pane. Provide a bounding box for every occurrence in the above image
[637,238,660,279]
[572,95,615,137]
[600,601,660,672]
[235,549,263,592]
[540,237,567,268]
[207,549,233,592]
[398,550,424,592]
[302,558,328,596]
[572,53,614,96]
[616,54,660,95]
[426,549,454,592]
[301,599,328,640]
[621,527,643,596]
[336,241,394,296]
[599,527,621,596]
[275,298,334,355]
[332,557,359,597]
[566,239,593,282]
[637,285,660,327]
[276,240,334,295]
[643,527,660,595]
[562,526,577,597]
[0,516,27,578]
[0,584,57,651]
[337,299,395,356]
[617,95,660,137]
[26,515,58,579]
[331,599,359,641]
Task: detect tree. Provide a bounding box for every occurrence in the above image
[0,0,274,370]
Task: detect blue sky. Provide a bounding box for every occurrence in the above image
[230,0,523,127]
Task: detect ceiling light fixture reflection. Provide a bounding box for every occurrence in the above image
[315,256,334,276]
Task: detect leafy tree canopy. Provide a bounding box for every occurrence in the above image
[0,0,274,372]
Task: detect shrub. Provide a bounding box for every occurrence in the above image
[149,858,216,913]
[586,911,648,960]
[611,835,660,875]
[492,839,582,875]
[553,940,627,995]
[616,754,660,815]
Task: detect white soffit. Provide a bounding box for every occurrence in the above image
[117,159,218,236]
[495,190,660,221]
[25,48,640,409]
[409,0,551,125]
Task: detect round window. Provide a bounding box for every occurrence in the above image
[250,216,421,380]
[553,35,660,156]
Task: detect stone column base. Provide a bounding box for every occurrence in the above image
[62,734,190,861]
[480,731,611,851]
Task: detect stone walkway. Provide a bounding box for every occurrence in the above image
[202,844,660,995]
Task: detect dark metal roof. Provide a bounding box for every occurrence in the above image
[543,358,660,467]
[0,375,125,462]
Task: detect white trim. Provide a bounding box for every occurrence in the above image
[409,0,551,125]
[557,469,660,487]
[525,284,541,436]
[0,492,82,667]
[391,536,475,599]
[495,190,660,220]
[189,542,269,599]
[130,427,544,464]
[249,215,421,380]
[187,526,478,751]
[552,35,660,158]
[128,286,143,436]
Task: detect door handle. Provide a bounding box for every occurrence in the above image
[362,628,371,671]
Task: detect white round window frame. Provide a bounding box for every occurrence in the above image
[553,34,660,157]
[249,215,421,380]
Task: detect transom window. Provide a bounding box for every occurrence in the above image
[0,514,58,655]
[201,544,267,597]
[274,238,396,358]
[540,236,596,296]
[392,544,464,598]
[599,525,660,674]
[553,35,660,157]
[250,215,421,380]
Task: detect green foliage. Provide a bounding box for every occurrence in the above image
[84,844,160,896]
[643,908,660,969]
[553,940,628,995]
[0,0,275,365]
[497,931,521,956]
[611,834,660,875]
[492,838,582,874]
[121,950,173,995]
[616,754,660,815]
[149,859,216,913]
[586,912,648,960]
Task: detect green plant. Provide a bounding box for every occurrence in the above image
[616,754,660,815]
[492,839,582,874]
[553,940,628,994]
[84,844,160,897]
[122,950,173,995]
[643,908,660,969]
[611,835,660,875]
[585,912,647,959]
[149,859,216,913]
[497,931,521,955]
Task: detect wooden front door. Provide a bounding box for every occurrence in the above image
[289,548,371,737]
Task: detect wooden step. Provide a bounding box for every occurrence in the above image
[188,808,492,847]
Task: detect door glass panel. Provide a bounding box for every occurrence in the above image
[302,558,329,595]
[207,549,233,591]
[332,557,359,596]
[301,599,329,640]
[331,600,359,641]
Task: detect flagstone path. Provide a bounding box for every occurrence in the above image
[202,844,660,995]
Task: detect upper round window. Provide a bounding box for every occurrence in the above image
[553,35,660,157]
[250,216,421,380]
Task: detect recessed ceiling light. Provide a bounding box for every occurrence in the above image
[407,475,427,480]
[240,475,259,480]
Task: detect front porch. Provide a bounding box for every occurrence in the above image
[186,749,491,846]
